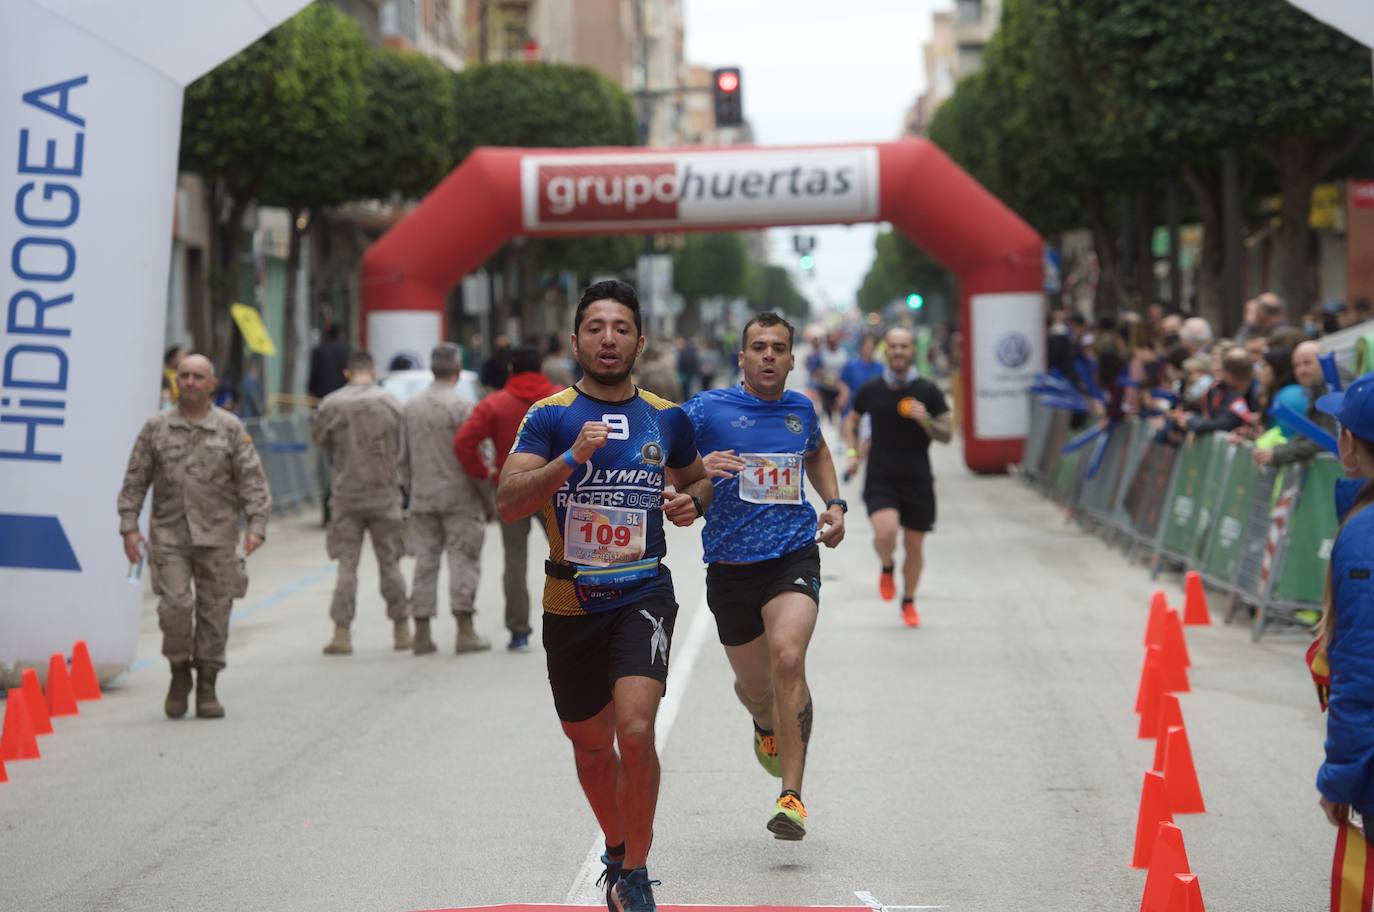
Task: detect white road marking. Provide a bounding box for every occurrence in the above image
[563,589,714,903]
[856,890,947,911]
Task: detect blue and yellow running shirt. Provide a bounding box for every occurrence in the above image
[682,385,822,565]
[511,386,697,616]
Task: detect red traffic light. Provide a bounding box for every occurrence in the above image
[716,71,740,93]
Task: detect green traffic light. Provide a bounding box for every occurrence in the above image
[905,293,924,310]
[800,254,814,271]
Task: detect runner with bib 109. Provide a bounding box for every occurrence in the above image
[682,311,846,842]
[496,280,712,912]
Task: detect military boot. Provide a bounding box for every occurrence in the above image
[322,624,353,656]
[195,667,225,719]
[412,617,437,655]
[393,618,413,651]
[455,613,491,654]
[165,661,193,719]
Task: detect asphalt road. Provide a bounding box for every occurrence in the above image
[0,433,1331,911]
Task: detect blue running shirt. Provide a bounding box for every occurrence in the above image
[511,387,696,616]
[682,385,822,565]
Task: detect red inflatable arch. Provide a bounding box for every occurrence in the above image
[361,139,1043,473]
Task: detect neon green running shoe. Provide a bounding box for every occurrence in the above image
[753,725,782,777]
[767,792,807,841]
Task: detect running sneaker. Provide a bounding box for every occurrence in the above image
[507,632,531,653]
[901,598,920,628]
[767,792,808,841]
[878,570,896,601]
[754,724,782,777]
[611,867,661,912]
[595,851,623,912]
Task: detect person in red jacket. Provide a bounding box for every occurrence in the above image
[455,346,563,651]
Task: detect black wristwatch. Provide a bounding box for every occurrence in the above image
[690,494,705,518]
[825,498,848,513]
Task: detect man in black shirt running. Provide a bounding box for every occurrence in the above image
[843,327,951,626]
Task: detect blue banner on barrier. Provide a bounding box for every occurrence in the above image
[1321,352,1343,393]
[1270,402,1339,455]
[1085,424,1113,479]
[1062,421,1108,456]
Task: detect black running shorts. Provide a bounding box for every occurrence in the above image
[542,592,678,723]
[705,545,821,647]
[863,476,936,533]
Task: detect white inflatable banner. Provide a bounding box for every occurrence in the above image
[0,0,309,683]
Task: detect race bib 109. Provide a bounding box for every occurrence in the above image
[563,503,648,567]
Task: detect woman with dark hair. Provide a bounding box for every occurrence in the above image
[1094,332,1131,421]
[1245,347,1296,437]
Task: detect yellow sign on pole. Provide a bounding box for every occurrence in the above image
[230,303,278,356]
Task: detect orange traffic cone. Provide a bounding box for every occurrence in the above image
[1137,644,1166,713]
[1152,693,1186,771]
[1,692,41,761]
[1142,822,1191,912]
[1145,590,1169,647]
[46,653,79,717]
[1162,725,1206,814]
[1159,613,1191,694]
[20,669,53,736]
[70,641,102,701]
[0,751,7,783]
[1183,571,1211,626]
[1133,770,1175,868]
[1167,873,1205,911]
[1163,608,1192,668]
[1139,648,1166,738]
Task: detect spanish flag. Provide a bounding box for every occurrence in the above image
[1333,819,1374,912]
[1309,638,1332,711]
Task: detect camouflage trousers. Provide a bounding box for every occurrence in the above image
[150,542,245,670]
[327,509,408,626]
[408,511,485,618]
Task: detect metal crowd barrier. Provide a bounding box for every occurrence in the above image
[1017,397,1338,641]
[242,412,322,515]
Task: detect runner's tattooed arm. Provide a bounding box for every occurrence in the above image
[663,455,713,527]
[805,437,846,547]
[923,412,953,444]
[496,421,610,521]
[908,400,953,445]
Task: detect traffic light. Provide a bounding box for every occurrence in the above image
[712,67,743,127]
[905,293,924,311]
[799,254,815,272]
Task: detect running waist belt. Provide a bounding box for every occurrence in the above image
[545,558,661,587]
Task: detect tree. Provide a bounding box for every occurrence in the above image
[355,48,458,202]
[856,230,955,322]
[181,3,370,383]
[926,0,1374,320]
[450,63,641,333]
[745,264,810,321]
[672,233,749,336]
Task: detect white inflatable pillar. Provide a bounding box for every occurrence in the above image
[0,0,310,683]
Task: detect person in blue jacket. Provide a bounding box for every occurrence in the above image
[1315,372,1374,834]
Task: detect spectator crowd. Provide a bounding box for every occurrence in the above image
[1045,293,1374,470]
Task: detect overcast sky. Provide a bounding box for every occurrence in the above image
[684,0,943,312]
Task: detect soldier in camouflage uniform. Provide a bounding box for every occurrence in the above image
[118,354,271,719]
[400,343,493,655]
[313,350,410,655]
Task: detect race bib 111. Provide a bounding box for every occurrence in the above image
[739,453,804,505]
